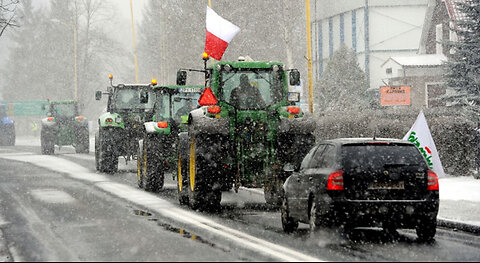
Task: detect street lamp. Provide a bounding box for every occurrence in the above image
[51,18,78,101]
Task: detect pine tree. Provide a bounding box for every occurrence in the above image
[316,45,371,111]
[444,0,480,118]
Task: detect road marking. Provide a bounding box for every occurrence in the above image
[0,152,324,262]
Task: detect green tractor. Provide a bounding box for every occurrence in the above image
[176,56,316,210]
[94,75,157,174]
[40,100,89,154]
[137,85,202,193]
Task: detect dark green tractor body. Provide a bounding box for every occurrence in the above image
[176,59,316,210]
[40,100,89,154]
[136,85,202,193]
[95,81,156,173]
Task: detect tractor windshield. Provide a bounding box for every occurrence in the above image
[52,103,77,118]
[154,93,171,121]
[113,88,155,111]
[172,93,200,123]
[154,92,200,123]
[220,69,284,110]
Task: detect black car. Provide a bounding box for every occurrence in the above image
[281,138,439,241]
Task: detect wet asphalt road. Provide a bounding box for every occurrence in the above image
[0,143,479,261]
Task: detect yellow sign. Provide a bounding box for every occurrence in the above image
[380,86,411,106]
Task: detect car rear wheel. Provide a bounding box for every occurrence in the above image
[281,197,298,233]
[416,216,437,242]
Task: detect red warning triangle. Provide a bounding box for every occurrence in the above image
[198,87,218,106]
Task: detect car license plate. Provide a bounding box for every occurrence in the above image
[369,181,405,190]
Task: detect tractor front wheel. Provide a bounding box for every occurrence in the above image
[187,135,221,211]
[142,136,164,192]
[95,129,118,174]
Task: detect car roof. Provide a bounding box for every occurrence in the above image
[321,137,414,146]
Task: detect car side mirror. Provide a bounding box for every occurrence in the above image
[95,91,102,100]
[177,70,187,86]
[140,91,149,103]
[289,69,300,86]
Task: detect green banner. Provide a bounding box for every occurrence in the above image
[1,101,49,116]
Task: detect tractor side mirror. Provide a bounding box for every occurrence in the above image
[95,91,102,100]
[140,91,149,103]
[287,92,300,103]
[177,70,187,86]
[289,69,301,86]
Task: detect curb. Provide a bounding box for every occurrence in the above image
[437,218,480,234]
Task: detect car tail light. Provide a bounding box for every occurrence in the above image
[47,117,54,122]
[287,106,300,115]
[105,118,113,123]
[427,170,439,191]
[327,170,344,190]
[207,105,221,114]
[157,121,168,129]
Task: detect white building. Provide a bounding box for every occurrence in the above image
[311,0,429,95]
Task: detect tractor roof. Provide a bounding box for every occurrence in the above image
[209,60,284,70]
[152,85,204,93]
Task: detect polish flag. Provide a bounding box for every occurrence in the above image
[204,6,240,60]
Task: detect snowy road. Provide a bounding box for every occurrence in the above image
[0,138,479,261]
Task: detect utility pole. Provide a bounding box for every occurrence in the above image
[130,0,139,83]
[306,0,314,113]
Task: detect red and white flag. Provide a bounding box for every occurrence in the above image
[204,6,240,60]
[403,111,445,177]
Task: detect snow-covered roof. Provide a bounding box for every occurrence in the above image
[381,54,448,67]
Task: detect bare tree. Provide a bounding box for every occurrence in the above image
[0,0,18,37]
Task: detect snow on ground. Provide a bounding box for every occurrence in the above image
[439,176,480,202]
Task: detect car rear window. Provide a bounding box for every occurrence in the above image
[341,144,428,170]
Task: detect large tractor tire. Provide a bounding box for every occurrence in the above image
[187,134,222,211]
[41,128,55,155]
[264,169,285,208]
[141,136,164,192]
[75,127,90,154]
[177,151,189,205]
[95,129,118,174]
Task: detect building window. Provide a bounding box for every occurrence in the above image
[352,10,357,53]
[340,13,344,44]
[329,17,333,57]
[386,68,392,74]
